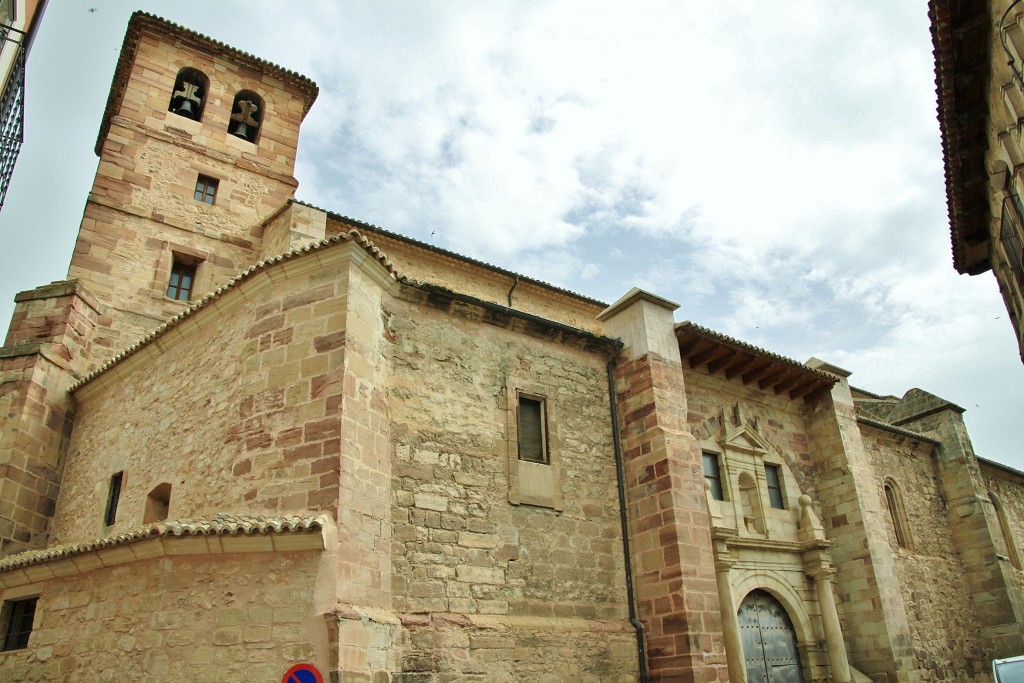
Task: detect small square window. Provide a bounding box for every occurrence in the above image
[517,395,547,464]
[1,597,38,651]
[194,175,218,204]
[765,463,785,509]
[166,258,198,301]
[703,452,724,501]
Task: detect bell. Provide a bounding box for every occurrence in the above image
[174,98,194,117]
[231,121,250,141]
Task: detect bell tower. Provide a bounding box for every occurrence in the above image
[68,11,319,358]
[0,12,317,555]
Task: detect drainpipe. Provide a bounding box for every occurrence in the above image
[607,360,648,682]
[507,275,519,306]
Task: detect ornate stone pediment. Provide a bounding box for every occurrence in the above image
[717,405,774,457]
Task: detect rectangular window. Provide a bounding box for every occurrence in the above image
[105,471,123,526]
[194,174,218,204]
[703,452,724,500]
[166,258,198,301]
[2,597,38,651]
[517,395,547,463]
[765,463,785,509]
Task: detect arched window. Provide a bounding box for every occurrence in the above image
[228,90,264,142]
[143,483,172,524]
[883,479,914,551]
[991,493,1021,569]
[168,67,209,121]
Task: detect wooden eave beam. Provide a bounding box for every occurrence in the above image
[678,337,700,359]
[758,368,789,391]
[724,355,757,380]
[741,362,774,385]
[688,344,723,369]
[772,373,804,395]
[788,378,821,400]
[706,348,740,374]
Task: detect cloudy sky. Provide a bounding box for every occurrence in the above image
[1,1,1021,469]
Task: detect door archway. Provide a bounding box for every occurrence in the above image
[738,589,804,683]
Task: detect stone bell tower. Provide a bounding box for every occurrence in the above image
[0,12,318,554]
[68,11,319,356]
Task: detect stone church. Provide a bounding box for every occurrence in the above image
[0,11,1021,683]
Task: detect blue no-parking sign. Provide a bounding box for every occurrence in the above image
[281,663,324,683]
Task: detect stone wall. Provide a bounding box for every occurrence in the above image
[981,461,1024,596]
[344,219,607,334]
[386,289,637,680]
[861,425,989,681]
[52,244,365,545]
[0,551,324,681]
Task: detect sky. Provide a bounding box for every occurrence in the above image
[0,1,1022,469]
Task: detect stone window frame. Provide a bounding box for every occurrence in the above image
[764,462,786,510]
[505,377,563,511]
[703,450,726,501]
[0,595,38,651]
[152,242,211,304]
[193,174,219,205]
[883,477,915,551]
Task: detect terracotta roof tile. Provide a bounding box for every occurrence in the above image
[0,514,326,575]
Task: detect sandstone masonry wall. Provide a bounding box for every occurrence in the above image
[0,551,322,682]
[386,293,637,681]
[861,426,989,681]
[52,248,357,544]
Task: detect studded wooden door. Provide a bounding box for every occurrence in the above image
[738,590,804,683]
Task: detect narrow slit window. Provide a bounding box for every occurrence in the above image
[194,175,218,204]
[703,452,724,501]
[104,471,123,526]
[166,258,198,301]
[884,481,913,550]
[517,395,547,463]
[1,597,38,651]
[765,463,785,509]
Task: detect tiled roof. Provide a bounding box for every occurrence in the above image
[0,514,327,582]
[292,199,610,309]
[95,11,320,155]
[675,321,837,402]
[71,229,398,392]
[855,415,940,446]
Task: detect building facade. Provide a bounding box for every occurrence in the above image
[932,0,1024,362]
[0,11,1022,682]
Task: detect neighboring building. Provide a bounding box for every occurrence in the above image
[931,0,1024,362]
[0,0,46,211]
[0,11,1021,682]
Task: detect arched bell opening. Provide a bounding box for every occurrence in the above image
[228,89,264,143]
[168,67,208,121]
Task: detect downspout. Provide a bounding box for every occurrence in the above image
[607,359,648,682]
[507,275,519,306]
